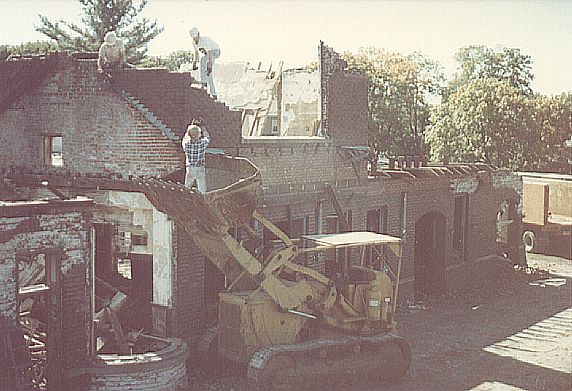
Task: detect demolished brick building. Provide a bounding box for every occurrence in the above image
[0,43,523,390]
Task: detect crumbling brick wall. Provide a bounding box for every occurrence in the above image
[0,201,93,371]
[0,54,183,177]
[111,69,242,149]
[171,224,205,342]
[239,142,343,187]
[319,42,369,148]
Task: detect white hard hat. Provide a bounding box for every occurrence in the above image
[189,27,200,38]
[104,31,117,45]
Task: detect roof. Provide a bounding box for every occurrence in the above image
[301,231,401,248]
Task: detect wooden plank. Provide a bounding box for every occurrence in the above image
[325,184,349,232]
[105,307,130,354]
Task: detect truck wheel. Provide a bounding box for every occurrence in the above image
[523,230,536,252]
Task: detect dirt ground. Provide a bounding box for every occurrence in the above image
[183,252,572,391]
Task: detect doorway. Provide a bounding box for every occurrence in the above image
[414,212,446,300]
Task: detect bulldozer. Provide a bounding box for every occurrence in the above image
[133,153,411,390]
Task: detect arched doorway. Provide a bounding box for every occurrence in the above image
[414,212,446,300]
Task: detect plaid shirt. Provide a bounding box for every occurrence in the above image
[182,135,210,167]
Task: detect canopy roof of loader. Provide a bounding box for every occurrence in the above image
[301,231,401,249]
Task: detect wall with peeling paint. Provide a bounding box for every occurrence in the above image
[106,191,174,307]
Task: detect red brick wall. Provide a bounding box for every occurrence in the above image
[0,204,92,370]
[111,69,242,149]
[328,71,369,147]
[172,224,205,342]
[236,142,362,188]
[255,169,522,301]
[0,55,183,177]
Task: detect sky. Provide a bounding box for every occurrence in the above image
[2,0,571,96]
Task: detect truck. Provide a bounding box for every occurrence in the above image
[134,153,411,390]
[518,172,572,254]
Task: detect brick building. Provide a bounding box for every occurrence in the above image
[0,44,523,390]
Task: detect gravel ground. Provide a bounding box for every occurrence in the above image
[181,254,572,391]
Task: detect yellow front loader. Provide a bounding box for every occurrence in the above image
[134,154,411,390]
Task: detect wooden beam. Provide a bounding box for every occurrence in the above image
[106,307,130,354]
[325,184,349,232]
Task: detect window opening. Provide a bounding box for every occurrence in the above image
[43,135,63,167]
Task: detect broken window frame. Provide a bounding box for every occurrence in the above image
[42,135,63,167]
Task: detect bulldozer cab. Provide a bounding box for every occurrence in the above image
[299,232,403,315]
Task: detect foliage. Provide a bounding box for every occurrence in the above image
[36,0,163,64]
[528,93,572,173]
[344,48,444,160]
[0,41,59,60]
[448,45,534,96]
[428,79,572,172]
[138,50,194,72]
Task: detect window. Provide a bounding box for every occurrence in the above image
[271,118,279,134]
[366,207,388,266]
[453,195,469,256]
[315,201,323,234]
[43,135,63,166]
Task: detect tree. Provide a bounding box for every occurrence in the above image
[449,45,534,96]
[429,44,570,172]
[428,80,572,172]
[138,50,194,72]
[344,48,444,160]
[36,0,163,64]
[428,78,531,169]
[0,41,59,60]
[527,93,572,173]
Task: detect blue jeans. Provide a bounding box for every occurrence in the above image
[200,48,220,97]
[185,165,207,192]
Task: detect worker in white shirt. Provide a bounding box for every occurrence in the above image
[189,27,221,99]
[97,31,131,74]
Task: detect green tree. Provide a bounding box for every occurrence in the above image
[344,48,444,160]
[0,41,59,60]
[428,80,571,172]
[527,93,572,172]
[36,0,163,64]
[428,78,531,169]
[429,45,570,172]
[449,45,534,96]
[139,50,194,71]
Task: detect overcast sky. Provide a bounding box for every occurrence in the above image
[2,0,571,95]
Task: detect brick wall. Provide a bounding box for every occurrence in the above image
[111,69,242,148]
[319,42,369,147]
[0,202,92,370]
[328,70,369,147]
[0,54,183,177]
[172,224,205,342]
[255,168,522,301]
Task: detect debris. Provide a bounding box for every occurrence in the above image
[529,278,567,287]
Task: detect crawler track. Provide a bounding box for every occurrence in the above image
[247,333,411,391]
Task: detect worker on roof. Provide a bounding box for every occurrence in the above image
[182,124,210,192]
[97,31,131,74]
[190,27,221,100]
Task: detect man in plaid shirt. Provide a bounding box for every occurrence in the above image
[182,124,210,192]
